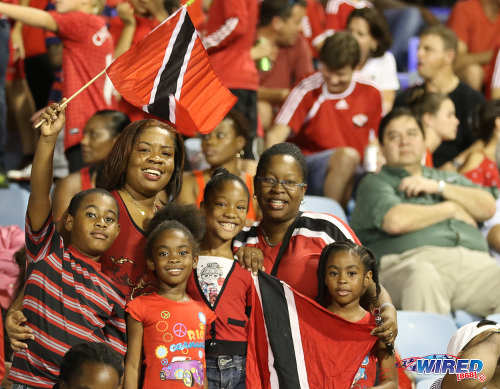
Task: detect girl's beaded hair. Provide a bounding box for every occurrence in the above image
[316,241,380,308]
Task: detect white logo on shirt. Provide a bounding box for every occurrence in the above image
[352,113,368,127]
[335,99,349,110]
[92,26,111,47]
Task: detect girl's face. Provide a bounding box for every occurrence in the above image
[427,98,459,141]
[202,180,249,243]
[202,119,245,167]
[324,251,371,307]
[148,228,197,287]
[255,154,306,225]
[347,17,377,63]
[125,126,176,198]
[81,115,117,165]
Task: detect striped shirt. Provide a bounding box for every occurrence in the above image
[233,211,360,298]
[9,215,127,388]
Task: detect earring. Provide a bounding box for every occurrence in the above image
[236,150,244,159]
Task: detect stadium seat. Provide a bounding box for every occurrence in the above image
[407,37,420,73]
[299,195,347,222]
[486,313,500,323]
[452,310,482,328]
[396,311,457,383]
[184,137,209,171]
[0,183,30,229]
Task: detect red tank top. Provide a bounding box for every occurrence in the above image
[100,191,152,299]
[80,166,93,191]
[193,170,256,221]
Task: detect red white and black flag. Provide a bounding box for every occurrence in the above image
[246,272,377,389]
[106,6,236,136]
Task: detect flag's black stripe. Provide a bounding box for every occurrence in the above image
[147,11,195,119]
[259,272,301,389]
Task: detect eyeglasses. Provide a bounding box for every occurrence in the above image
[255,177,307,192]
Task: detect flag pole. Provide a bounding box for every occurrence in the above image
[34,68,107,129]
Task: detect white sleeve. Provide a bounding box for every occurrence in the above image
[492,50,500,89]
[375,52,399,91]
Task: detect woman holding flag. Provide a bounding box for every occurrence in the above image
[233,142,397,344]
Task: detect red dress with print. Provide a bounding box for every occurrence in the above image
[464,156,500,188]
[127,293,216,389]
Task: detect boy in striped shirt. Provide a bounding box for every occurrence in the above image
[9,103,126,389]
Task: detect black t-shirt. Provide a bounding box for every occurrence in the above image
[395,82,485,167]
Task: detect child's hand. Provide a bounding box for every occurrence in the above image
[38,102,66,139]
[117,2,136,26]
[5,309,34,352]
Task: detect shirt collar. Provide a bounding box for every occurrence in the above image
[67,245,102,272]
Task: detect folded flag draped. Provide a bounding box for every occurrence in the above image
[106,6,236,136]
[246,272,377,389]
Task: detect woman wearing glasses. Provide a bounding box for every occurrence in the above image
[178,109,261,223]
[233,142,397,342]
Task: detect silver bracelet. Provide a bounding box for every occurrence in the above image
[438,180,446,195]
[380,302,395,310]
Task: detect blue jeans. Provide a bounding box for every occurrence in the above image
[206,355,246,389]
[0,19,9,168]
[384,7,425,72]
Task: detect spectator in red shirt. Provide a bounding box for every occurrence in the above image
[0,0,117,173]
[256,0,314,133]
[447,0,500,91]
[203,0,259,159]
[266,32,382,208]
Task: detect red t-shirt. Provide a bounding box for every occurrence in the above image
[447,0,500,73]
[302,0,325,56]
[259,35,314,90]
[275,72,382,157]
[204,0,259,90]
[350,313,377,388]
[22,0,49,57]
[127,293,216,389]
[50,11,115,150]
[324,0,372,32]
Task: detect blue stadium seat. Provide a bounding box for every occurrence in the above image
[486,313,500,323]
[299,195,347,222]
[417,378,439,389]
[396,311,457,383]
[0,183,30,229]
[407,37,420,74]
[452,310,482,328]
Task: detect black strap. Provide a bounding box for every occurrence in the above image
[205,339,248,356]
[270,212,303,276]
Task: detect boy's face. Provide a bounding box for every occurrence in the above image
[60,362,121,389]
[65,193,120,258]
[319,63,354,94]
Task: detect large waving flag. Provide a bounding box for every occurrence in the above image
[246,272,377,389]
[106,6,236,136]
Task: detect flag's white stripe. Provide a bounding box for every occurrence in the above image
[492,50,500,88]
[175,30,197,100]
[301,211,357,242]
[169,95,176,123]
[148,7,187,106]
[252,275,280,389]
[203,17,239,50]
[283,285,310,389]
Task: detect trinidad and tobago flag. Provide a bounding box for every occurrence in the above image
[106,6,236,136]
[246,272,377,389]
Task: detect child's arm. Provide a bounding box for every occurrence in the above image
[27,103,66,232]
[0,2,57,31]
[372,344,398,389]
[123,315,144,389]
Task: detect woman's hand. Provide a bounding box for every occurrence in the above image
[371,303,397,346]
[38,102,66,141]
[5,309,34,352]
[235,247,265,275]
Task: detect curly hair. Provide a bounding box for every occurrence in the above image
[347,7,392,58]
[96,119,185,202]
